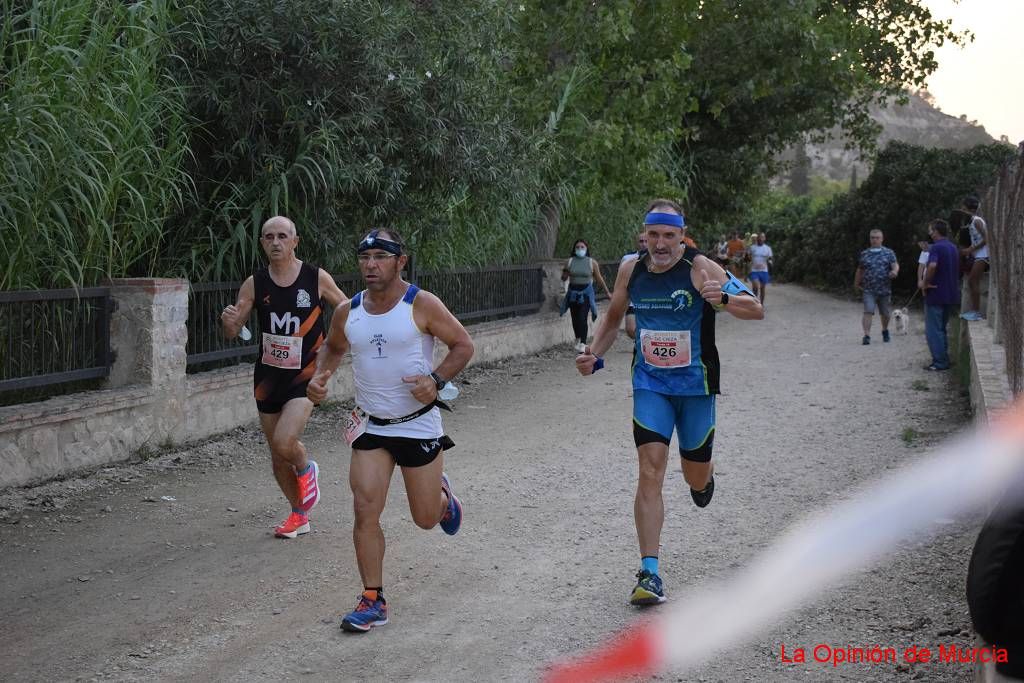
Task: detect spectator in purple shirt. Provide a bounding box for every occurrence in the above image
[922,219,960,371]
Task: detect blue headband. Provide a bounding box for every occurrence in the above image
[644,212,685,228]
[357,229,403,255]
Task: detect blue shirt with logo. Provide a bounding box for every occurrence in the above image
[627,248,719,396]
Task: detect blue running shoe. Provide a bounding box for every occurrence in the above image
[341,592,388,633]
[439,472,462,535]
[630,569,666,606]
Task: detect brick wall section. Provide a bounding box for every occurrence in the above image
[962,250,1017,683]
[541,259,568,312]
[108,279,188,389]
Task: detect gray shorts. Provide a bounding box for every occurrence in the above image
[862,291,892,316]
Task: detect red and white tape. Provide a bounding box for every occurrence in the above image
[544,399,1024,682]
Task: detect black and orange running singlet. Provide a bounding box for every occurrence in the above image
[252,262,325,404]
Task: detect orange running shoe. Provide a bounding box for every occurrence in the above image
[296,460,320,513]
[274,511,310,539]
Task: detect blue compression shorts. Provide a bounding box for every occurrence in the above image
[632,390,716,462]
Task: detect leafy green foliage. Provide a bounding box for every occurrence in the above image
[756,142,1014,292]
[508,1,697,259]
[679,0,967,226]
[0,0,192,289]
[509,0,966,259]
[171,0,541,280]
[0,0,978,287]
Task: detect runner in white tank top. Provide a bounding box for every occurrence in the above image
[307,228,475,633]
[345,284,442,440]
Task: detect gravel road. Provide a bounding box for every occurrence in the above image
[0,284,981,682]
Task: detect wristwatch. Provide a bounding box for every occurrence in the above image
[430,372,448,391]
[720,292,730,306]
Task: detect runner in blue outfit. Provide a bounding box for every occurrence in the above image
[576,199,764,606]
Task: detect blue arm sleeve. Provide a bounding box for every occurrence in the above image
[722,272,756,297]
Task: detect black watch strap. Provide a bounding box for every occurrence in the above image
[430,371,447,390]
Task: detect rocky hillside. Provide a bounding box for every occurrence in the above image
[787,91,996,184]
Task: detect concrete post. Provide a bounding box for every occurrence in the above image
[540,259,567,312]
[106,278,189,442]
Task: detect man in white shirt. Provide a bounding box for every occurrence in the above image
[748,233,774,304]
[308,228,474,633]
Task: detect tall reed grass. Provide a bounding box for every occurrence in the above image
[0,0,193,289]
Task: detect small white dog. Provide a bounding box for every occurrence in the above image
[891,307,911,335]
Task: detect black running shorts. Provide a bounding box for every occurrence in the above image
[256,383,311,414]
[351,433,455,468]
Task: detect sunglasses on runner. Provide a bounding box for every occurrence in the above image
[357,253,399,263]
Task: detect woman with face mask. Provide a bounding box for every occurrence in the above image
[560,239,612,353]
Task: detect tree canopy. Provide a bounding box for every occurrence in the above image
[506,0,967,255]
[0,0,976,287]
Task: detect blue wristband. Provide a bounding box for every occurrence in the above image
[593,357,605,372]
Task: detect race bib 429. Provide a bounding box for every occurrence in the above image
[261,333,302,369]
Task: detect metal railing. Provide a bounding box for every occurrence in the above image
[415,264,545,322]
[186,281,259,371]
[0,287,112,392]
[3,263,548,389]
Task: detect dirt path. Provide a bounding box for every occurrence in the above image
[0,284,981,682]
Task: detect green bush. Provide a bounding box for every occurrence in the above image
[170,0,542,280]
[0,2,986,288]
[757,141,1014,293]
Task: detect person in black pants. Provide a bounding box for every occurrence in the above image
[560,239,612,352]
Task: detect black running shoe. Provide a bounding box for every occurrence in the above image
[691,475,715,508]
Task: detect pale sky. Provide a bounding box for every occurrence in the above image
[921,0,1024,144]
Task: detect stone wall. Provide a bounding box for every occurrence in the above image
[963,319,1012,423]
[0,386,156,487]
[960,149,1023,683]
[0,279,576,488]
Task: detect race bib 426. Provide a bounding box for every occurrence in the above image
[640,330,691,368]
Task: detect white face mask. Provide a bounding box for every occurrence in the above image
[575,248,587,258]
